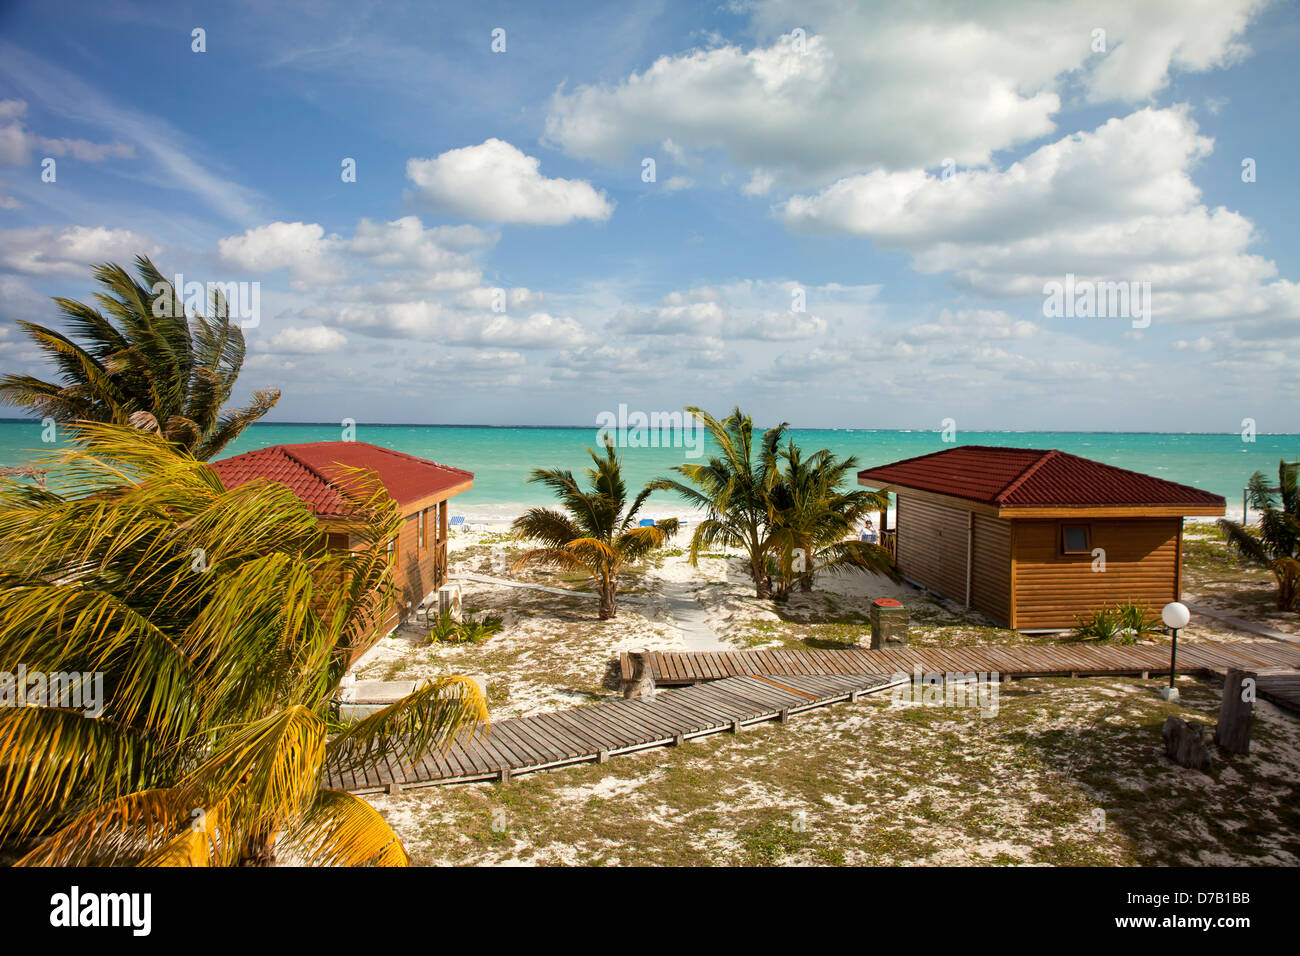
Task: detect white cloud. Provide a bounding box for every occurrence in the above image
[218,221,342,288]
[406,138,614,225]
[348,216,496,270]
[0,99,135,166]
[0,46,265,224]
[265,325,347,354]
[220,217,585,347]
[454,286,542,311]
[607,280,868,341]
[326,300,591,348]
[218,216,497,292]
[0,224,157,277]
[780,107,1300,326]
[781,108,1211,241]
[415,349,528,372]
[545,0,1266,186]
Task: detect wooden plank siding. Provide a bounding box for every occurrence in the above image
[1010,517,1181,630]
[895,492,970,604]
[970,513,1011,625]
[889,493,1183,630]
[382,502,449,632]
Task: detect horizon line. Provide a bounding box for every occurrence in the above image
[0,417,1296,437]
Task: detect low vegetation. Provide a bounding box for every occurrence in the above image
[373,674,1300,867]
[1218,460,1300,611]
[1072,601,1162,644]
[428,610,505,645]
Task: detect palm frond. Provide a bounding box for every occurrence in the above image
[325,676,488,775]
[279,789,408,867]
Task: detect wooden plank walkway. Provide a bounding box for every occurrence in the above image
[1202,667,1300,716]
[328,671,902,795]
[622,640,1300,686]
[1254,673,1300,714]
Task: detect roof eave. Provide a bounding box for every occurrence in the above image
[996,503,1226,519]
[857,476,1225,517]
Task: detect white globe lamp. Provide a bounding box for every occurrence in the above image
[1161,602,1190,630]
[1160,602,1190,701]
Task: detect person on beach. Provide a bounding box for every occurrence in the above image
[860,518,878,544]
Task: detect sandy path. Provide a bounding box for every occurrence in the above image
[658,578,727,651]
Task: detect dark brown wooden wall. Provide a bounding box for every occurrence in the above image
[971,513,1012,625]
[895,493,970,605]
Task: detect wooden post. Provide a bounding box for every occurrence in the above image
[621,649,655,699]
[1162,716,1212,771]
[964,511,973,608]
[438,500,448,584]
[1214,668,1256,755]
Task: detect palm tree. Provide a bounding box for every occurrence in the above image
[0,424,487,866]
[511,441,678,619]
[0,255,279,460]
[649,406,786,598]
[764,440,896,599]
[1218,460,1300,611]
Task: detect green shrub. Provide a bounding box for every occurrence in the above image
[1073,601,1162,644]
[1073,605,1124,642]
[1116,600,1161,642]
[428,610,504,645]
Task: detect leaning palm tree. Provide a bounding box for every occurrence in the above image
[1218,460,1300,611]
[764,440,896,599]
[511,442,678,619]
[0,255,279,460]
[0,424,486,866]
[649,406,786,598]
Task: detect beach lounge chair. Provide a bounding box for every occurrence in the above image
[639,518,655,527]
[449,515,466,532]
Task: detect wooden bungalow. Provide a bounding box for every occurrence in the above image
[857,446,1225,630]
[211,441,473,636]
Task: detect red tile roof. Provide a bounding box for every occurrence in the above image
[210,442,473,518]
[857,445,1224,510]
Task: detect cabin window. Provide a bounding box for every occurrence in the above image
[417,509,426,550]
[1061,524,1090,554]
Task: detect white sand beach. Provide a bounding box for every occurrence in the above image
[349,520,1300,866]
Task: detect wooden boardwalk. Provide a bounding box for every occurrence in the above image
[1244,670,1300,715]
[621,640,1300,687]
[329,672,900,795]
[329,639,1300,795]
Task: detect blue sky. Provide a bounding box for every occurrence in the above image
[0,0,1297,431]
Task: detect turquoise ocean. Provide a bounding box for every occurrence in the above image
[1,419,1296,521]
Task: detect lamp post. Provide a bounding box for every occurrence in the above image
[1160,601,1190,702]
